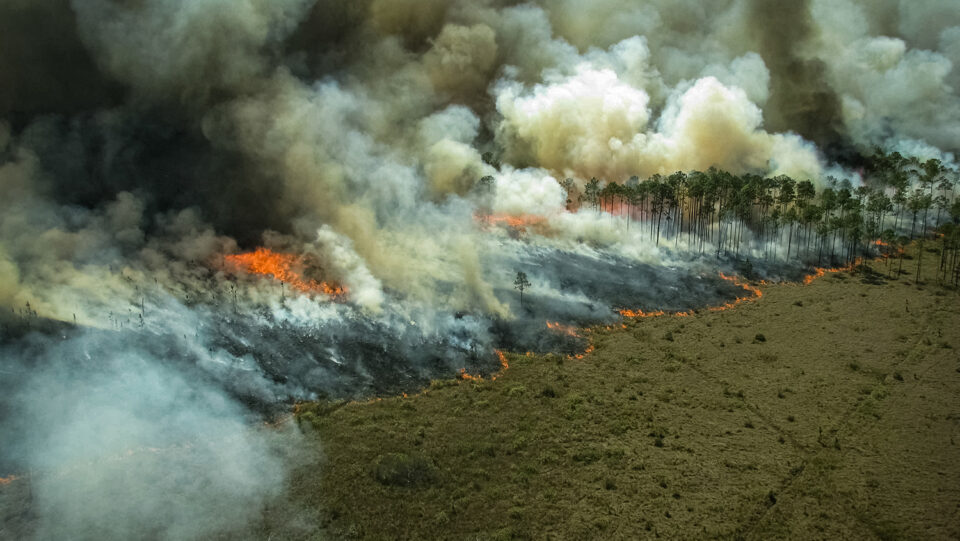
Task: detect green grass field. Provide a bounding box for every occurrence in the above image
[271,251,960,540]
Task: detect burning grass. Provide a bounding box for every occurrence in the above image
[619,271,764,319]
[546,321,581,338]
[481,213,547,228]
[225,247,346,297]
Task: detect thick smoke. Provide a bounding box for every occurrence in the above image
[2,0,959,538]
[0,328,298,540]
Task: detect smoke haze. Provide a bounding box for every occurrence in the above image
[2,0,959,538]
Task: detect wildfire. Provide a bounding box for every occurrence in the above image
[458,349,511,382]
[618,308,666,318]
[620,272,763,319]
[546,321,581,337]
[0,475,18,485]
[717,272,764,299]
[496,350,511,371]
[225,248,346,297]
[478,214,547,230]
[802,259,862,285]
[574,344,595,360]
[803,268,825,285]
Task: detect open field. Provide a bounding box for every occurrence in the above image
[281,252,960,540]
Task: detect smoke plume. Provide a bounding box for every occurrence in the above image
[2,0,959,538]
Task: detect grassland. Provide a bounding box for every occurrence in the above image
[274,250,960,540]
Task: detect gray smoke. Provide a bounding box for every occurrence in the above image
[2,0,959,538]
[0,327,298,540]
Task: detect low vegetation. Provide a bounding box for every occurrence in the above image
[267,251,959,539]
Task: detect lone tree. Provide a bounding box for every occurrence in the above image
[514,271,531,306]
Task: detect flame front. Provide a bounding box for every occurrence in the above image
[619,272,763,318]
[574,345,595,360]
[459,349,510,382]
[226,248,346,297]
[546,321,581,338]
[802,259,861,285]
[478,214,547,230]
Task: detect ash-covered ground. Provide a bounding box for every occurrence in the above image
[1,244,765,409]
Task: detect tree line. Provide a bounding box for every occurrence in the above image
[554,151,959,284]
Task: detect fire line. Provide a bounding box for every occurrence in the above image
[225,248,346,297]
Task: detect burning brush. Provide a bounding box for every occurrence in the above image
[225,248,347,298]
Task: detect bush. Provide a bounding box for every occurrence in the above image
[373,453,438,487]
[753,333,767,343]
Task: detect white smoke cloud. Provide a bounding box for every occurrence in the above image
[3,334,298,540]
[496,59,821,182]
[313,225,385,312]
[492,168,566,216]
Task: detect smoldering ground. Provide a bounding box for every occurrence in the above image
[2,0,959,539]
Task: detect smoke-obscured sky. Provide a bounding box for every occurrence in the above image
[1,0,959,538]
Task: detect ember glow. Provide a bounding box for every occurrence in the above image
[226,248,346,297]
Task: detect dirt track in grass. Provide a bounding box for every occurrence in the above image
[278,250,960,540]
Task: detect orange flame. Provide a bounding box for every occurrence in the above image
[458,349,511,382]
[226,248,346,297]
[574,345,595,360]
[803,268,825,285]
[619,272,763,319]
[546,321,581,338]
[618,308,666,318]
[717,272,764,299]
[802,259,861,285]
[497,350,511,371]
[477,214,547,230]
[0,475,18,485]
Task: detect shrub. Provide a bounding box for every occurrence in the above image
[539,385,557,398]
[373,453,437,487]
[753,333,767,343]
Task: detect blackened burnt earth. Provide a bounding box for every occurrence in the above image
[0,248,767,424]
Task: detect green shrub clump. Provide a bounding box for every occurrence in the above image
[373,453,438,487]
